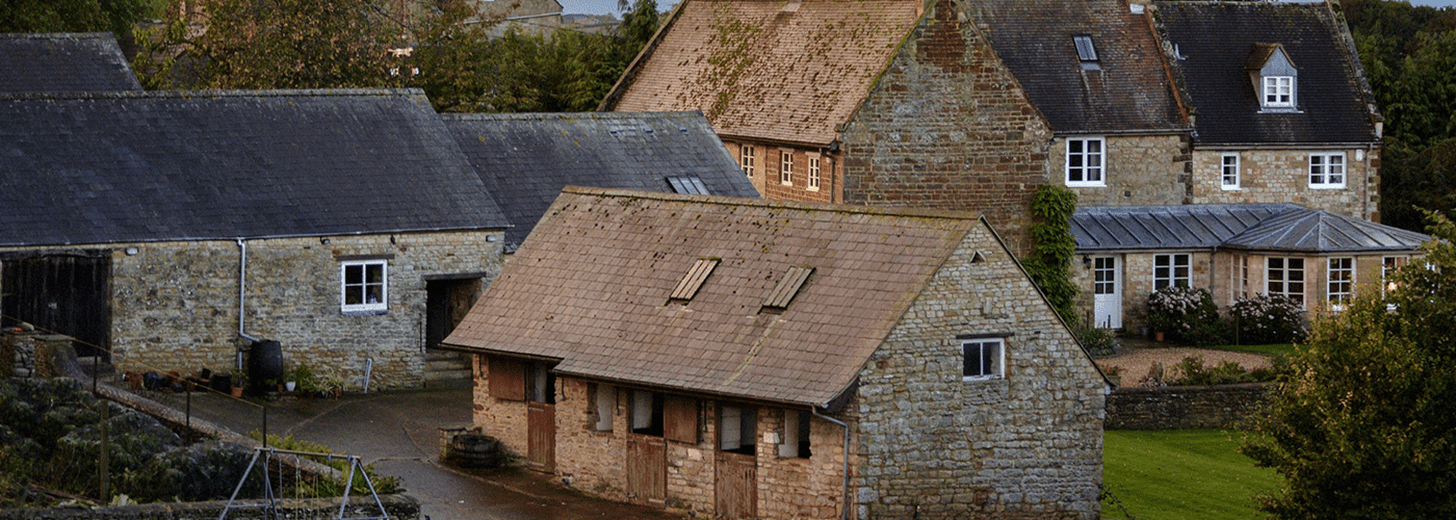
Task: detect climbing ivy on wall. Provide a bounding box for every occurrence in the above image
[1022,184,1080,327]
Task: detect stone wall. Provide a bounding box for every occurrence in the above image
[0,495,420,520]
[839,0,1054,258]
[854,223,1106,520]
[1189,148,1378,221]
[1059,134,1189,208]
[86,230,502,390]
[1105,384,1273,430]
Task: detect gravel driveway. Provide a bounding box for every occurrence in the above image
[1096,339,1273,386]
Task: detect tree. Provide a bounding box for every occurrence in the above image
[0,0,151,39]
[1242,210,1456,519]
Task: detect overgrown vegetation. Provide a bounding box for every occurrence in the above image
[1023,184,1079,326]
[1241,211,1456,519]
[1146,287,1307,348]
[246,431,401,496]
[1102,429,1282,520]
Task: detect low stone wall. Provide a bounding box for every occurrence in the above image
[1105,383,1274,430]
[0,495,420,520]
[2,331,71,378]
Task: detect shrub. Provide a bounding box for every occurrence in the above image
[1147,286,1223,344]
[1074,323,1119,358]
[1228,294,1306,344]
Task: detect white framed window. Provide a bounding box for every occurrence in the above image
[778,409,811,458]
[780,150,793,185]
[1267,257,1306,307]
[1328,257,1354,310]
[740,145,755,177]
[1066,137,1105,187]
[340,259,387,313]
[1309,153,1345,188]
[1221,154,1241,190]
[807,155,820,191]
[1263,76,1294,108]
[962,338,1004,381]
[1153,254,1191,291]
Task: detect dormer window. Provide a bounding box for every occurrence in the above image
[1249,43,1298,112]
[1073,35,1100,70]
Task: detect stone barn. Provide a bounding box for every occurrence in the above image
[445,187,1109,519]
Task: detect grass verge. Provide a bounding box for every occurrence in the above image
[1204,343,1296,357]
[1102,429,1280,520]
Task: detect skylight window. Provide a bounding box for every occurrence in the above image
[763,266,814,310]
[1073,35,1100,70]
[667,176,710,195]
[670,258,720,301]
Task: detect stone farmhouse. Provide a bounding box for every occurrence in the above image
[444,187,1109,520]
[0,88,509,389]
[603,0,1405,332]
[443,111,759,252]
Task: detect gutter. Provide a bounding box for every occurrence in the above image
[236,239,258,346]
[813,406,851,520]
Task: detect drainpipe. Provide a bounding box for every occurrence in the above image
[814,405,852,520]
[235,239,258,371]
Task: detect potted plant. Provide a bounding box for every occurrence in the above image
[229,373,246,397]
[284,364,315,394]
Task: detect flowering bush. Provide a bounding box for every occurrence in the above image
[1147,286,1222,344]
[1229,293,1306,344]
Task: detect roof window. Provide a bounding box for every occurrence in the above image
[1248,43,1299,112]
[667,176,710,195]
[762,266,814,310]
[670,258,720,301]
[1073,35,1100,70]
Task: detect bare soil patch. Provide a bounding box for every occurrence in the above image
[1097,338,1271,386]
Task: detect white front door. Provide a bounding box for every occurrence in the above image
[1092,256,1122,329]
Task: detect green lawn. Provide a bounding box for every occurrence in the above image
[1204,343,1297,357]
[1102,430,1281,520]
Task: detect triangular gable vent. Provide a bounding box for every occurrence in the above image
[670,258,720,301]
[763,266,814,310]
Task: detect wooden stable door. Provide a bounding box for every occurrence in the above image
[626,434,667,507]
[715,450,757,519]
[527,402,555,472]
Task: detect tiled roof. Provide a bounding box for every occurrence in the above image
[1155,1,1379,144]
[968,0,1187,133]
[1073,204,1427,253]
[445,187,983,407]
[0,89,507,246]
[0,33,143,92]
[606,0,923,146]
[443,111,758,250]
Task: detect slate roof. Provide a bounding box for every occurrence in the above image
[1073,205,1428,254]
[445,187,989,407]
[969,0,1187,134]
[0,89,507,247]
[443,111,758,250]
[604,0,923,146]
[0,33,143,92]
[1155,1,1379,144]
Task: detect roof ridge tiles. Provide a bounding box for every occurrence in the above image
[559,186,983,221]
[0,87,427,101]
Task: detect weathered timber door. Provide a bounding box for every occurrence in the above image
[0,252,110,359]
[626,434,667,507]
[527,401,555,472]
[715,450,757,519]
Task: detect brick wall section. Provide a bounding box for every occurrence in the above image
[1105,383,1273,430]
[0,230,503,390]
[839,0,1053,257]
[1190,148,1378,221]
[725,139,838,204]
[1059,134,1190,207]
[855,225,1106,520]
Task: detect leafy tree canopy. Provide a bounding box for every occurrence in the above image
[0,0,152,39]
[1242,210,1456,519]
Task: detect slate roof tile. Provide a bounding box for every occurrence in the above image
[0,33,142,92]
[0,89,506,246]
[1154,1,1379,144]
[446,187,983,406]
[1073,204,1427,253]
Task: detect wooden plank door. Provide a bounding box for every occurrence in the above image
[626,434,667,507]
[527,402,555,472]
[715,451,757,520]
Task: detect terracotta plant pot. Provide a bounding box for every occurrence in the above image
[1155,331,1165,342]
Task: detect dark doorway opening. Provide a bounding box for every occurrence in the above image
[1,251,112,360]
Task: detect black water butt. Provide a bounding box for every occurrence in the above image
[247,339,284,395]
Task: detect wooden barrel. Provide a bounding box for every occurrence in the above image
[447,433,501,468]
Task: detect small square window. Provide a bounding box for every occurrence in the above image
[1221,154,1240,190]
[740,145,756,177]
[340,259,387,313]
[807,155,820,191]
[1153,254,1191,291]
[1310,153,1345,188]
[1263,76,1294,108]
[1066,137,1105,187]
[780,150,793,186]
[962,338,1004,381]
